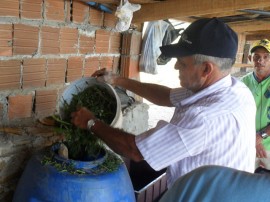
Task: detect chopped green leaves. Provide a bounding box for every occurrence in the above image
[50,84,121,173]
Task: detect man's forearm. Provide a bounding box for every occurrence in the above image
[115,77,172,106]
[91,119,144,161]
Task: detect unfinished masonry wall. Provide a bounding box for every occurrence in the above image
[0,0,143,200]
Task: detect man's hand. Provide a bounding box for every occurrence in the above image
[92,68,119,85]
[256,134,267,158]
[71,107,95,130]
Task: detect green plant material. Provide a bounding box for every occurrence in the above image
[51,84,121,173]
[90,150,123,175]
[42,155,86,175]
[54,123,104,160]
[41,149,123,175]
[63,85,117,124]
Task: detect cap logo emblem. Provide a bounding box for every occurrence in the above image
[181,33,192,44]
[259,39,269,46]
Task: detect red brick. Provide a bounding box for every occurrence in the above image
[0,103,3,122]
[67,57,83,82]
[60,27,78,54]
[0,60,21,90]
[122,32,141,55]
[65,0,71,23]
[84,57,100,76]
[45,0,65,22]
[13,24,39,55]
[104,13,117,29]
[8,94,33,120]
[23,58,46,88]
[100,56,113,70]
[113,56,120,73]
[46,58,66,86]
[89,8,103,27]
[0,24,13,56]
[129,32,142,55]
[0,0,19,17]
[41,26,60,55]
[121,32,130,55]
[21,0,43,19]
[128,56,140,78]
[110,32,121,54]
[79,33,95,54]
[35,89,58,117]
[72,1,89,23]
[120,56,139,78]
[95,30,110,53]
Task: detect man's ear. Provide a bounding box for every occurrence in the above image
[248,55,252,62]
[202,62,213,77]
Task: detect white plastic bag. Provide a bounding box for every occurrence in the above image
[114,0,141,32]
[139,21,170,74]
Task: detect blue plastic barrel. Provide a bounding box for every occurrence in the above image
[13,152,135,202]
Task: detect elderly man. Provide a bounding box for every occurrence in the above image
[71,18,256,188]
[241,39,270,169]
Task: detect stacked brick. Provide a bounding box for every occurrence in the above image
[121,32,142,78]
[0,0,121,122]
[0,0,141,200]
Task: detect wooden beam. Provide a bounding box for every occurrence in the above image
[229,20,270,32]
[233,63,253,68]
[132,0,270,23]
[246,31,270,40]
[75,0,160,5]
[200,11,243,18]
[75,0,118,4]
[174,11,247,23]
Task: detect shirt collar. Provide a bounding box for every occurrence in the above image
[180,75,232,106]
[253,72,270,83]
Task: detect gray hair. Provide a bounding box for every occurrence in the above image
[192,54,236,72]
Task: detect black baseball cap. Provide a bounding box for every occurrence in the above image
[160,18,238,59]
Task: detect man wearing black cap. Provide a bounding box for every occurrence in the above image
[71,18,256,189]
[241,39,270,170]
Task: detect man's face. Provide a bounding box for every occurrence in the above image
[250,47,270,76]
[174,56,204,92]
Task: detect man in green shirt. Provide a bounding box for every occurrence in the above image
[241,39,270,169]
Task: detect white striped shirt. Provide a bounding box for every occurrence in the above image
[135,75,256,188]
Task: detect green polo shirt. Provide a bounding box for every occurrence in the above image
[241,72,270,150]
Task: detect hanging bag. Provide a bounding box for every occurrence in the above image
[114,0,141,32]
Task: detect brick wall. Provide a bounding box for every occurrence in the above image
[0,0,142,200]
